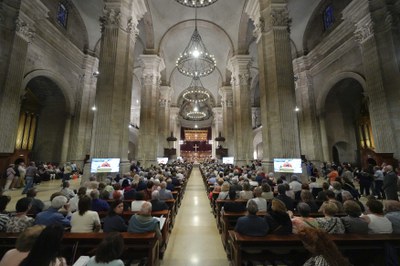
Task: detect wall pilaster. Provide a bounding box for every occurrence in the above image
[228,55,253,166]
[219,86,234,157]
[158,86,173,156]
[137,55,165,167]
[258,0,299,163]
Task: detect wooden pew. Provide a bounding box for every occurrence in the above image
[0,232,160,266]
[215,199,248,231]
[228,230,400,266]
[98,209,170,259]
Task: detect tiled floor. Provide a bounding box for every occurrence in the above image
[4,177,81,212]
[161,167,230,266]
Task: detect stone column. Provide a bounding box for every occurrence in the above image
[257,0,299,167]
[137,55,165,167]
[61,114,72,163]
[158,86,173,156]
[0,1,43,153]
[88,0,146,176]
[343,0,398,156]
[293,57,323,161]
[68,55,99,169]
[219,86,234,157]
[318,112,331,162]
[212,107,223,159]
[170,107,180,158]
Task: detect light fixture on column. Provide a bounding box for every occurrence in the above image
[91,105,97,111]
[182,77,210,103]
[294,106,300,112]
[175,5,216,77]
[175,0,218,8]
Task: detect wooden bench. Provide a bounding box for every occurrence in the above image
[98,210,170,258]
[228,230,400,266]
[0,232,160,266]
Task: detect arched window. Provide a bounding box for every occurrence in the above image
[323,4,334,31]
[57,1,68,28]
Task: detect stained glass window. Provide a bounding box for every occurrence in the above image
[57,2,68,28]
[323,5,334,31]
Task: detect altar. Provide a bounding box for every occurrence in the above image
[180,127,212,162]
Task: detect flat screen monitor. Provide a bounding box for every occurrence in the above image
[273,158,302,173]
[157,157,168,164]
[91,158,120,173]
[222,157,234,164]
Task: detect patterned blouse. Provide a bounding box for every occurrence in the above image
[316,216,345,234]
[6,215,34,233]
[303,255,330,266]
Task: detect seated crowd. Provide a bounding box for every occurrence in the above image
[202,161,400,236]
[0,162,191,265]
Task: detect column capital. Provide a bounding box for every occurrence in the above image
[228,55,252,87]
[259,1,290,32]
[101,0,147,34]
[15,18,35,43]
[139,54,165,86]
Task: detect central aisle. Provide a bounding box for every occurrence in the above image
[161,166,230,266]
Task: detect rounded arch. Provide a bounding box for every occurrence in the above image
[158,19,235,54]
[316,71,366,115]
[22,69,75,115]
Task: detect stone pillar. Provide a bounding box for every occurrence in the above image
[343,0,398,156]
[0,1,44,153]
[61,114,72,163]
[158,86,173,156]
[293,57,323,161]
[137,55,165,167]
[251,107,261,129]
[257,0,299,166]
[219,86,234,157]
[212,107,223,159]
[318,112,330,162]
[87,0,146,176]
[68,55,99,169]
[228,55,253,166]
[170,107,180,158]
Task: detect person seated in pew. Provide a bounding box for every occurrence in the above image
[26,188,45,216]
[260,182,274,201]
[235,199,269,236]
[222,190,246,213]
[0,196,11,232]
[0,225,45,266]
[264,199,292,234]
[316,201,345,234]
[384,200,400,234]
[20,224,67,266]
[103,200,128,233]
[230,177,243,193]
[35,195,71,228]
[86,232,124,266]
[128,202,161,238]
[217,182,231,200]
[166,178,175,191]
[131,191,147,212]
[6,198,34,233]
[150,190,169,212]
[300,190,319,213]
[69,186,87,213]
[362,199,393,234]
[91,189,110,212]
[341,200,368,234]
[318,190,344,213]
[123,183,137,201]
[71,195,101,233]
[298,227,351,266]
[290,202,319,234]
[248,186,267,212]
[275,184,295,211]
[159,181,173,200]
[238,182,253,200]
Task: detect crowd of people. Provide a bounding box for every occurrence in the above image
[0,161,191,265]
[201,160,400,265]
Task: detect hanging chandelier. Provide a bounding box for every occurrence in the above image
[186,111,207,120]
[175,0,218,8]
[175,6,216,78]
[182,77,210,103]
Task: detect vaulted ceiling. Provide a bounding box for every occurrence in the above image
[71,0,322,126]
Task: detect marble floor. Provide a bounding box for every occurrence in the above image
[161,166,230,266]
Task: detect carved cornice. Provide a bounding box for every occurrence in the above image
[354,15,374,44]
[15,18,35,43]
[230,73,251,88]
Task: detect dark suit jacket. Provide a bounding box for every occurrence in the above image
[383,171,398,200]
[235,215,269,236]
[276,194,295,211]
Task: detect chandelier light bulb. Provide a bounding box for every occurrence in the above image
[192,49,200,58]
